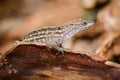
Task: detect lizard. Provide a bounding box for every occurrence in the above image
[17,18,94,54]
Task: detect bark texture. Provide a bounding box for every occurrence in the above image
[0,44,120,80]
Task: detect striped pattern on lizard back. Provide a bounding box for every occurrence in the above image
[22,26,64,46]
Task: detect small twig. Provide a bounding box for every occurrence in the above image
[96,33,120,57]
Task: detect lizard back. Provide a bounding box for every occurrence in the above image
[22,26,63,45]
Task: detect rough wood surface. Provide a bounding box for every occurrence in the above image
[0,44,120,80]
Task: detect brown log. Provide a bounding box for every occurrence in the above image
[0,44,120,80]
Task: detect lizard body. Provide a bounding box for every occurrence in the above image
[21,19,94,54]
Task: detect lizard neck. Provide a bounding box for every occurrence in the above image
[62,24,84,42]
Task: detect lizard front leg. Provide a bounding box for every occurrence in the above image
[52,43,65,55]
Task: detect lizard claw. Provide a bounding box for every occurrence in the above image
[55,47,65,55]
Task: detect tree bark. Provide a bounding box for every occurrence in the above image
[0,44,120,80]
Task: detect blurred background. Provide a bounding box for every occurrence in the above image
[0,0,120,63]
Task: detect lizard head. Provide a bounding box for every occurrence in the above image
[70,19,94,29]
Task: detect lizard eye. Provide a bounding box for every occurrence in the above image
[82,20,87,25]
